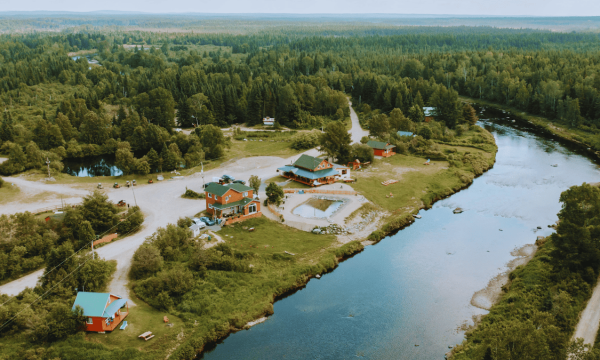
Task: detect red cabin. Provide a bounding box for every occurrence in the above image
[205,183,262,225]
[72,292,129,332]
[367,141,396,158]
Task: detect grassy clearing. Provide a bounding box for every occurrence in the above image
[0,183,21,204]
[126,216,362,360]
[228,139,303,158]
[86,293,184,357]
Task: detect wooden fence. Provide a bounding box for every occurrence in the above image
[283,189,357,195]
[92,233,118,248]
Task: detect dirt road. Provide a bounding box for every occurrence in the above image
[349,100,369,144]
[0,149,322,299]
[572,275,600,345]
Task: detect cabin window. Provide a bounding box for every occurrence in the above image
[243,192,248,197]
[87,318,93,324]
[208,193,212,198]
[215,195,218,200]
[208,204,213,209]
[249,204,257,213]
[342,170,347,175]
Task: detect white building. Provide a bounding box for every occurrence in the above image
[263,117,275,126]
[189,222,206,237]
[332,163,352,181]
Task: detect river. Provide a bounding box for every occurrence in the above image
[201,112,600,359]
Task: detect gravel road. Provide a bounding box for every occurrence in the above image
[349,100,369,144]
[572,275,600,345]
[0,150,322,300]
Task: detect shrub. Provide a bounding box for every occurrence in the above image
[131,244,163,279]
[291,130,320,150]
[182,188,204,199]
[0,177,4,188]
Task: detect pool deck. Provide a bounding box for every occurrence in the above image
[271,183,368,231]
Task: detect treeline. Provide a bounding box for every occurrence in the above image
[0,191,142,283]
[451,183,600,360]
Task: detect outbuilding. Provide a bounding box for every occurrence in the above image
[423,107,436,122]
[72,292,129,332]
[367,140,396,158]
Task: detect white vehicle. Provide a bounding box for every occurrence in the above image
[192,218,206,227]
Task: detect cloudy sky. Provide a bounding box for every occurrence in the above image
[1,0,599,16]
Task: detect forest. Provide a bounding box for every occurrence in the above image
[2,26,600,178]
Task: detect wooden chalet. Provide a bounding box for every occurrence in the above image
[72,292,128,332]
[205,183,261,225]
[367,140,396,158]
[277,154,340,186]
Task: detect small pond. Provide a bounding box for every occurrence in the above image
[62,156,123,177]
[292,198,343,218]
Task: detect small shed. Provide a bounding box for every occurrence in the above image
[72,292,129,332]
[189,222,205,237]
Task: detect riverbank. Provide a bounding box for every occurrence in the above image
[460,96,600,159]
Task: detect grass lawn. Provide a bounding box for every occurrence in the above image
[227,139,303,158]
[351,142,495,215]
[87,294,185,357]
[0,184,21,204]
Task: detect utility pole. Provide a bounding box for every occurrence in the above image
[131,184,138,207]
[201,162,204,188]
[45,157,51,179]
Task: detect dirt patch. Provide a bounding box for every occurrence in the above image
[471,243,538,310]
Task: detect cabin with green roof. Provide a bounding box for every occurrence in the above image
[277,154,343,186]
[72,292,128,332]
[367,140,396,158]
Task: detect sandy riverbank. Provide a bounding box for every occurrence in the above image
[471,243,538,310]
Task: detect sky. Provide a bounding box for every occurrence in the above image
[0,0,599,17]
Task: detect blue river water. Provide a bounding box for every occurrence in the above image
[201,115,600,359]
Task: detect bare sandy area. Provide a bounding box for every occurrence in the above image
[471,243,537,310]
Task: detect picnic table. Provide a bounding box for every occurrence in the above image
[139,331,154,341]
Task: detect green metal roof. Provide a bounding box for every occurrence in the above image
[72,292,110,317]
[211,197,255,210]
[293,154,325,171]
[205,183,253,197]
[367,140,395,150]
[278,165,339,180]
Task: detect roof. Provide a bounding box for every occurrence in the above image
[103,298,128,318]
[278,165,339,180]
[72,292,126,318]
[211,197,255,210]
[332,163,349,169]
[205,183,253,197]
[423,107,436,116]
[293,154,326,171]
[189,223,205,231]
[397,131,414,137]
[367,140,395,150]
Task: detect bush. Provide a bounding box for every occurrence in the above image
[0,177,4,188]
[291,130,321,150]
[182,188,204,199]
[131,244,163,279]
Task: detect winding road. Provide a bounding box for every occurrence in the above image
[0,99,368,302]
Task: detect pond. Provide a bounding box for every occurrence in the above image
[62,156,123,177]
[292,198,344,218]
[200,112,600,359]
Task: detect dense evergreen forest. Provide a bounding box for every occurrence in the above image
[2,26,600,177]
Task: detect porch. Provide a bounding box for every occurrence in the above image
[280,172,336,187]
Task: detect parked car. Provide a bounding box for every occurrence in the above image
[192,218,203,225]
[222,174,235,182]
[233,179,246,185]
[199,217,216,226]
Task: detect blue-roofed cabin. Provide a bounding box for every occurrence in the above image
[397,131,414,137]
[72,292,129,332]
